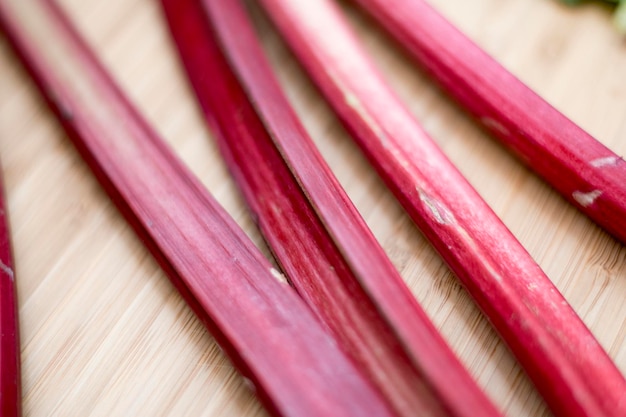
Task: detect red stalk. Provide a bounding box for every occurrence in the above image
[257,0,626,416]
[0,1,397,416]
[352,0,626,244]
[162,1,502,416]
[0,171,20,417]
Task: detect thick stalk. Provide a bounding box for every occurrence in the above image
[162,0,503,416]
[0,1,395,416]
[353,0,626,244]
[258,0,626,416]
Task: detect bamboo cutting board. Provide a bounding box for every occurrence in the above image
[1,0,625,416]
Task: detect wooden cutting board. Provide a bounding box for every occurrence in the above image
[1,0,625,416]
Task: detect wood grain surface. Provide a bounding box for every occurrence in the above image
[1,0,625,416]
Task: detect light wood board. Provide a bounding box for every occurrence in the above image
[1,0,625,416]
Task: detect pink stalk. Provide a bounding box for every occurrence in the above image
[352,0,626,244]
[257,0,626,416]
[0,171,20,417]
[162,0,502,416]
[0,1,397,416]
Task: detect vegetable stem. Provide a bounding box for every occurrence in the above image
[258,0,626,416]
[0,1,397,415]
[162,0,502,416]
[353,0,626,245]
[0,171,20,417]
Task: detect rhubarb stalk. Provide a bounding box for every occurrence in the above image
[162,0,502,416]
[257,0,626,416]
[0,1,397,416]
[352,0,626,244]
[0,171,20,417]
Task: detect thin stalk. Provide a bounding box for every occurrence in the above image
[257,0,626,416]
[353,0,626,244]
[162,1,502,416]
[0,1,396,416]
[0,171,20,417]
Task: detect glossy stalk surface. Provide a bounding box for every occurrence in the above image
[0,1,394,416]
[259,0,626,415]
[163,0,502,416]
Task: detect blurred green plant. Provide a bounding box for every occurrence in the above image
[559,0,626,33]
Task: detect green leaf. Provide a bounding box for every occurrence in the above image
[615,0,626,33]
